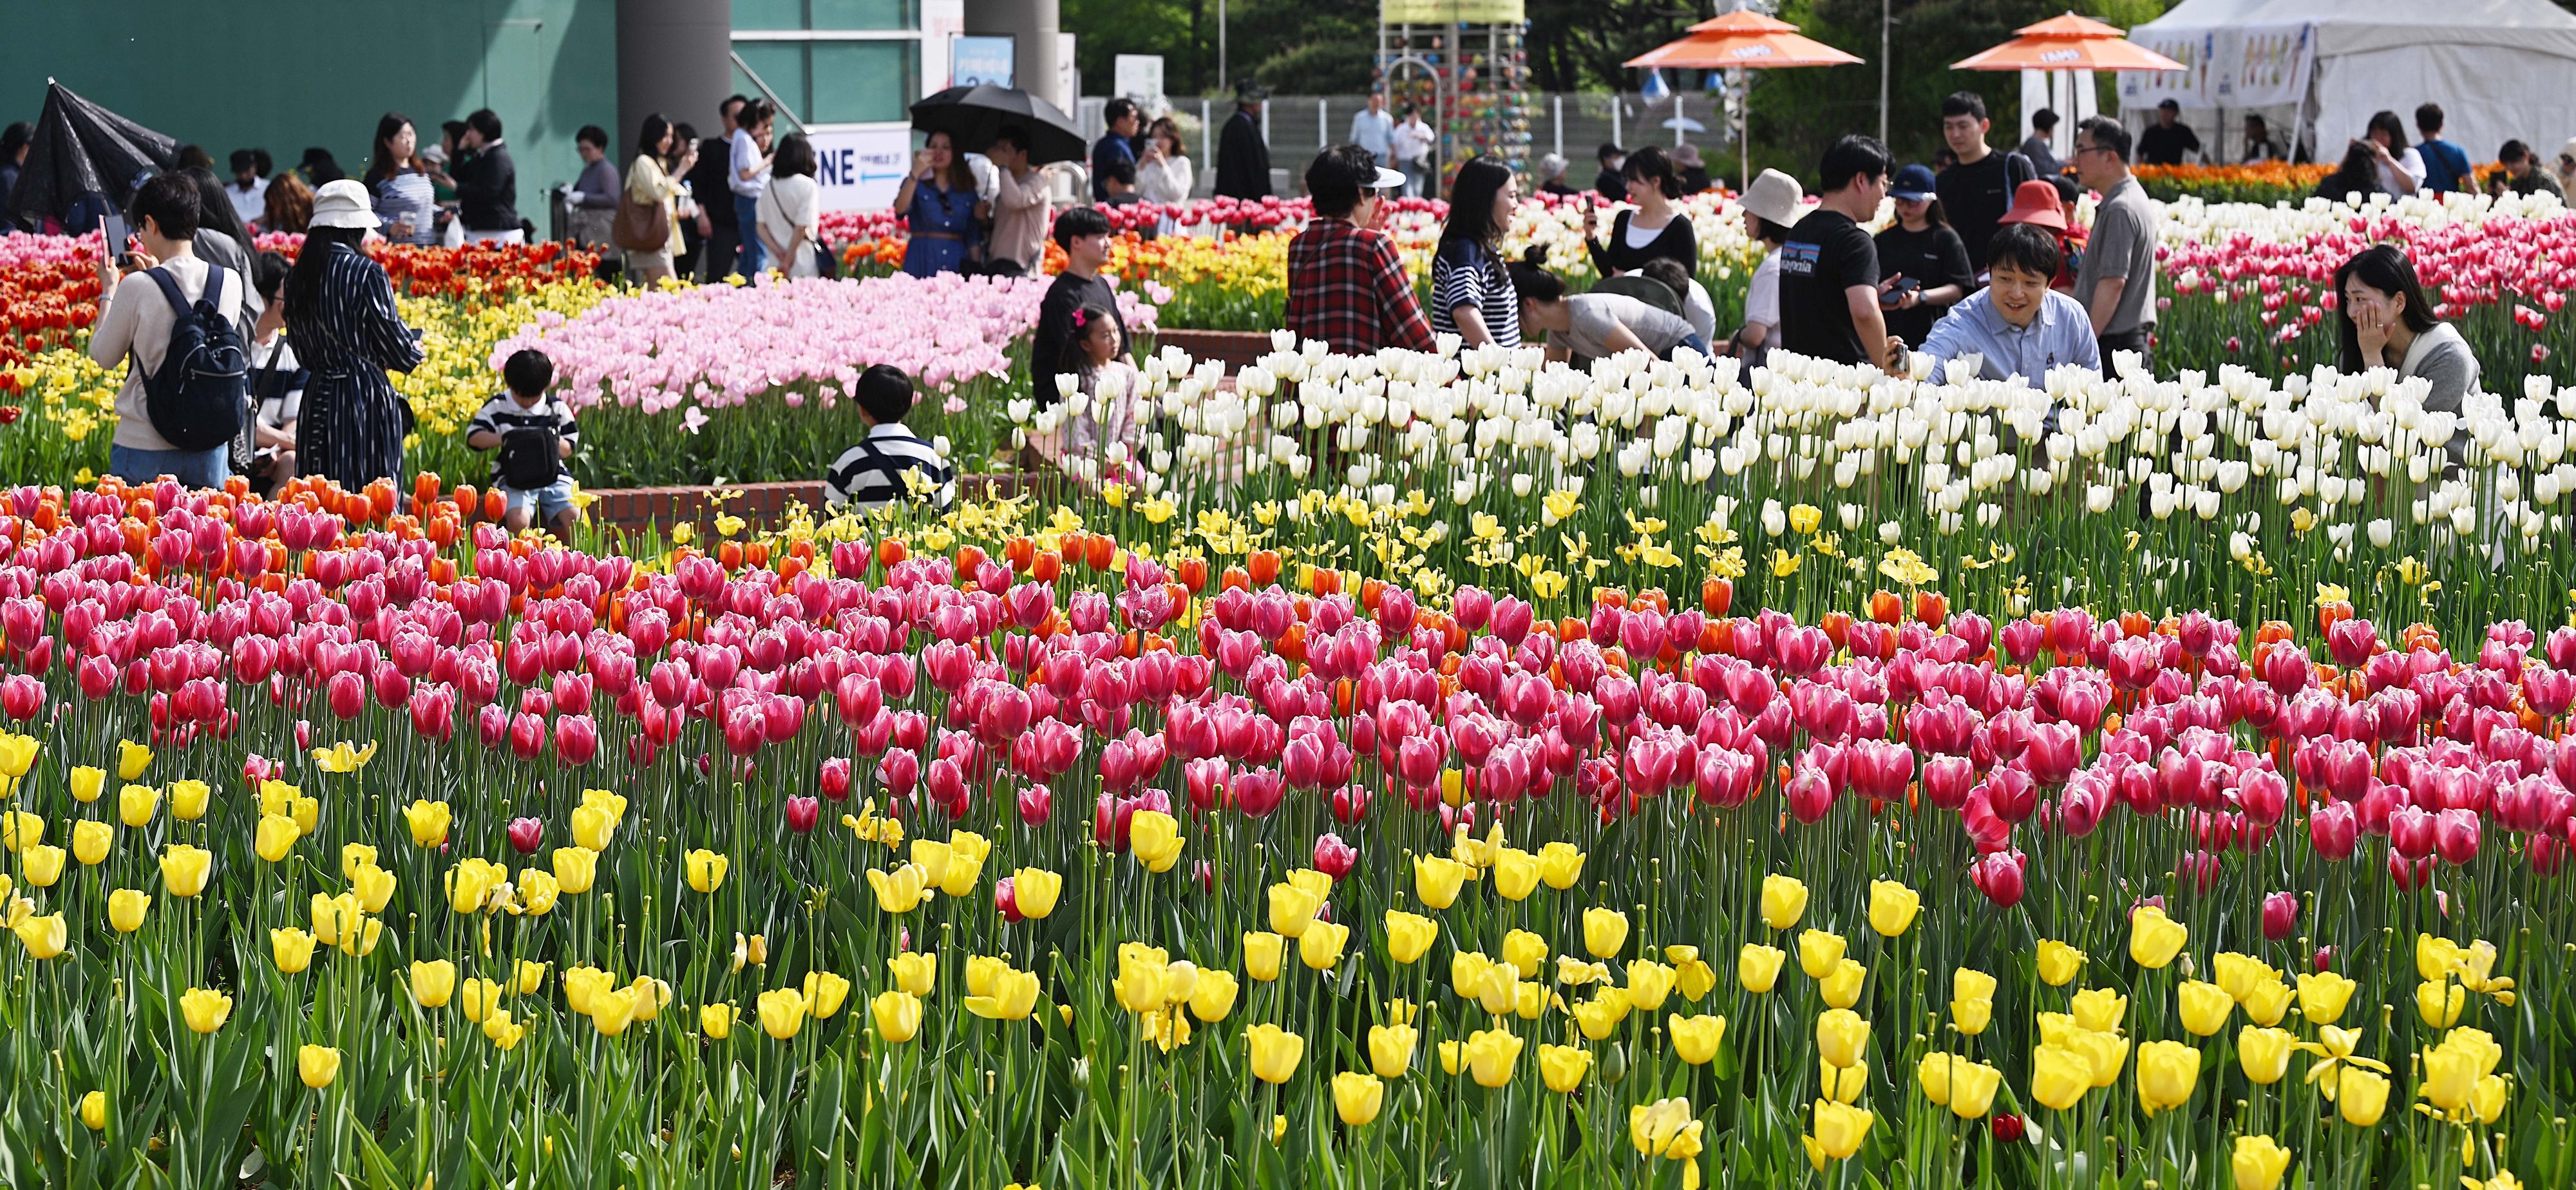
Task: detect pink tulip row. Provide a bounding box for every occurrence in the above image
[483,272,1155,413]
[2164,207,2576,322]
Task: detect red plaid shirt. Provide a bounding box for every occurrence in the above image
[1285,218,1436,355]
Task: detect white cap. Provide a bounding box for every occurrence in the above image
[308,179,381,230]
[1368,165,1408,190]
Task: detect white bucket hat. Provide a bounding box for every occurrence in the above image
[308,178,382,230]
[1739,167,1806,228]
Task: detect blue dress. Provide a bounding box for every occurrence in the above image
[901,180,981,278]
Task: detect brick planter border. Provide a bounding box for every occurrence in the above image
[583,475,1028,533]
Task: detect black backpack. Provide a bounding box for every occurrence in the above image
[497,424,562,490]
[137,264,249,452]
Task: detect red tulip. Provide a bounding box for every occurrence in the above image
[1,673,43,721]
[556,713,598,766]
[1785,765,1835,824]
[327,670,365,721]
[784,795,820,833]
[2434,807,2481,865]
[2309,800,2360,860]
[507,817,544,855]
[1969,850,2026,908]
[2389,804,2436,860]
[2325,618,2378,668]
[994,875,1023,922]
[2260,891,2298,940]
[1312,832,1356,879]
[2387,845,2434,891]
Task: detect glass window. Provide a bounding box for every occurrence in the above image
[812,42,914,124]
[812,0,912,31]
[732,0,807,31]
[732,43,810,122]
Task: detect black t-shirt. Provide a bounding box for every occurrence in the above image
[1933,149,2032,272]
[2137,122,2201,167]
[1593,169,1627,202]
[1032,272,1128,407]
[1777,209,1879,365]
[1871,223,1973,347]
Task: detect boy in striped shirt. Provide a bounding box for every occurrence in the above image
[826,364,956,512]
[466,348,582,538]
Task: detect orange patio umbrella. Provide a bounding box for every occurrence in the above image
[1950,13,2183,73]
[1625,11,1864,193]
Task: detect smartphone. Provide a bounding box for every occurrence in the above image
[100,213,128,260]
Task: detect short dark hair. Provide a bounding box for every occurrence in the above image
[1104,97,1138,125]
[737,99,772,131]
[229,148,260,174]
[251,250,292,303]
[1052,204,1112,247]
[721,94,750,120]
[1818,135,1891,193]
[252,147,273,176]
[2368,110,2408,152]
[576,124,609,149]
[2156,99,2180,113]
[1507,245,1568,303]
[2501,139,2533,165]
[772,133,817,179]
[1985,223,2062,281]
[1596,142,1623,164]
[2076,116,2130,163]
[2031,108,2058,131]
[2415,103,2445,135]
[1638,257,1696,303]
[440,120,468,146]
[1103,156,1136,186]
[855,364,914,424]
[1305,144,1380,219]
[990,125,1030,154]
[176,144,213,172]
[503,348,555,398]
[1622,146,1685,200]
[468,109,503,142]
[131,172,202,240]
[1940,92,1987,123]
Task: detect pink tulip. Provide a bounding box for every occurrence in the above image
[1312,832,1357,879]
[507,817,544,855]
[784,795,820,834]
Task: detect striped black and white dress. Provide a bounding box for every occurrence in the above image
[285,241,424,493]
[1430,237,1521,348]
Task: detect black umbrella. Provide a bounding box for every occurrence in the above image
[908,86,1086,165]
[7,80,178,231]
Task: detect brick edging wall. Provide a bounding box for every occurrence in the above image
[585,475,1028,531]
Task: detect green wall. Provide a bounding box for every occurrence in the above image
[1,0,616,223]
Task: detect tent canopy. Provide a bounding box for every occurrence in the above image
[2131,0,2576,163]
[6,80,177,232]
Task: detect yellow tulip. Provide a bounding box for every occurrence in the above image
[253,813,299,863]
[802,972,851,1019]
[1952,995,1993,1036]
[2128,905,2188,968]
[757,988,808,1039]
[1383,910,1438,965]
[1739,943,1786,994]
[179,987,233,1034]
[1114,950,1167,1013]
[20,844,62,887]
[1631,1097,1698,1157]
[963,965,1039,1019]
[2239,1026,2296,1084]
[1820,959,1866,1010]
[1488,929,1539,979]
[889,952,936,996]
[1671,1013,1725,1064]
[118,782,159,827]
[2031,1044,2091,1110]
[2177,981,2234,1037]
[2070,1029,2130,1089]
[445,858,503,913]
[1539,1043,1592,1092]
[2421,1041,2479,1115]
[2070,987,2128,1034]
[2416,933,2462,981]
[298,1044,340,1089]
[80,1090,106,1130]
[1247,1022,1305,1084]
[1128,809,1183,873]
[1490,846,1540,902]
[907,838,953,889]
[589,985,642,1036]
[2416,978,2466,1028]
[1582,907,1629,959]
[1815,1008,1869,1069]
[1627,959,1675,1011]
[2034,940,2086,987]
[406,959,457,1008]
[701,1002,737,1039]
[1536,841,1586,889]
[106,888,149,934]
[2473,1073,2510,1125]
[685,849,728,893]
[403,800,452,847]
[1350,1023,1415,1081]
[866,864,929,913]
[513,869,560,916]
[630,977,672,1023]
[1333,1071,1385,1124]
[0,732,35,779]
[1797,929,1846,979]
[553,847,598,894]
[2241,976,2292,1027]
[1810,1099,1872,1160]
[1868,879,1920,937]
[571,804,616,851]
[310,741,377,772]
[453,978,501,1023]
[1189,968,1239,1022]
[15,911,65,958]
[1012,866,1063,918]
[71,819,111,865]
[117,739,151,781]
[1464,1026,1523,1088]
[1918,1051,1959,1105]
[938,831,989,897]
[159,844,211,897]
[1675,952,1718,1001]
[1761,873,1808,930]
[272,927,317,973]
[871,990,922,1042]
[1413,854,1468,909]
[2211,952,2276,1003]
[168,779,211,821]
[70,766,106,804]
[2231,1135,2291,1190]
[2134,1039,2202,1115]
[562,965,611,1015]
[484,1009,527,1052]
[0,809,37,851]
[2337,1066,2390,1126]
[516,959,549,994]
[1949,1059,2003,1119]
[350,864,395,912]
[1243,931,1285,982]
[1299,919,1350,970]
[1265,880,1321,938]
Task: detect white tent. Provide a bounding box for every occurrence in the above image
[2125,0,2576,168]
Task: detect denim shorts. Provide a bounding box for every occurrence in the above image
[502,475,578,523]
[109,443,229,489]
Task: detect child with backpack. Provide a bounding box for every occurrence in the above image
[90,173,249,488]
[466,348,582,538]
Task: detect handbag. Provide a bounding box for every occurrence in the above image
[612,184,670,252]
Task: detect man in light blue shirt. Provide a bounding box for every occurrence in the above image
[1911,222,2099,382]
[1349,92,1394,160]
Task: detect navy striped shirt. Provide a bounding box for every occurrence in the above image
[1430,238,1520,348]
[826,424,956,511]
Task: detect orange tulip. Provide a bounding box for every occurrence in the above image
[1220,564,1248,592]
[1032,552,1063,584]
[1820,611,1852,648]
[1701,576,1734,617]
[1868,590,1902,625]
[2316,601,2353,636]
[878,538,908,567]
[956,545,987,575]
[1247,550,1281,587]
[1177,558,1207,592]
[1003,535,1036,571]
[1917,591,1951,628]
[1085,534,1113,570]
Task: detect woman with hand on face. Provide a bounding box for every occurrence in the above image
[895,130,982,278]
[2337,243,2476,467]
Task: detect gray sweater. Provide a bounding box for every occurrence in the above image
[2401,321,2479,466]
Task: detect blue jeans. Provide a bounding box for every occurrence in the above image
[733,193,766,276]
[502,475,579,524]
[109,443,229,489]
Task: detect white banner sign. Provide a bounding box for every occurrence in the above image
[2124,23,2313,110]
[809,128,914,212]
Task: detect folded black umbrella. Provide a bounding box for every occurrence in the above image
[8,80,178,231]
[908,86,1086,165]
